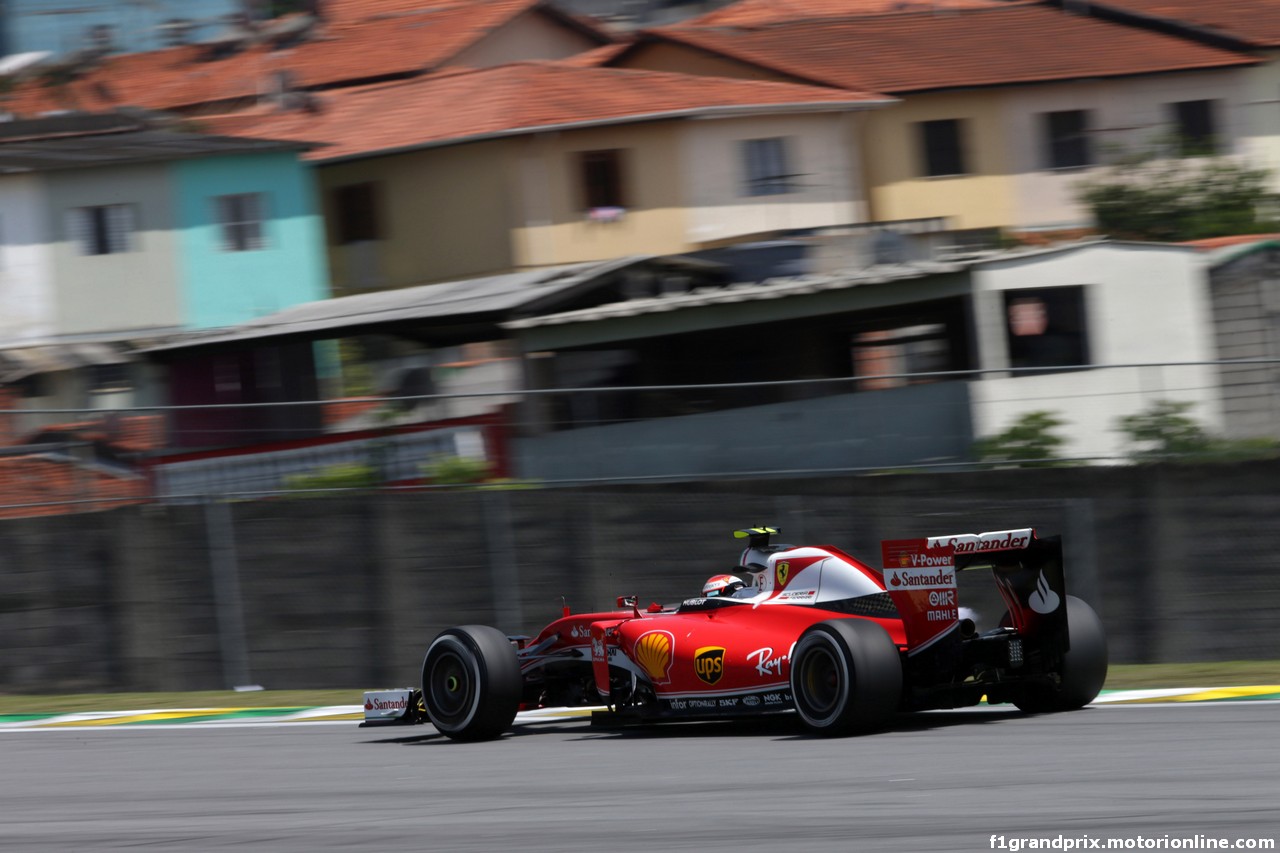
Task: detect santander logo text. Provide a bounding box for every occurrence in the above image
[927,528,1033,555]
[885,567,956,590]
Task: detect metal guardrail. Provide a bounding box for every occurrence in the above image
[0,358,1275,510]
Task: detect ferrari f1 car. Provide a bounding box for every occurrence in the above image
[361,526,1107,740]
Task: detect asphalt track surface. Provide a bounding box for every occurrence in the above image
[2,703,1277,852]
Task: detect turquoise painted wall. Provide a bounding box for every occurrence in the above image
[174,152,329,329]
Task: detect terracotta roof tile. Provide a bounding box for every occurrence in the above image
[1180,233,1280,250]
[202,61,890,162]
[687,0,1015,27]
[648,4,1259,93]
[559,41,634,66]
[3,0,609,118]
[1077,0,1280,48]
[0,456,148,519]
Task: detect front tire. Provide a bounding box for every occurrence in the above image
[789,619,903,736]
[1014,595,1108,713]
[422,625,521,741]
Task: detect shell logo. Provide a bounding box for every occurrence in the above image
[634,630,674,683]
[899,554,910,568]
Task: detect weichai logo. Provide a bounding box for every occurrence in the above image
[694,646,726,685]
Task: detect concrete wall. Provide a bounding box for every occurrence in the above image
[1209,244,1280,439]
[514,382,975,480]
[0,173,55,343]
[970,243,1223,458]
[174,152,330,328]
[320,139,517,292]
[45,162,183,337]
[861,89,1017,230]
[1001,67,1251,230]
[680,111,865,246]
[449,9,603,68]
[2,462,1280,694]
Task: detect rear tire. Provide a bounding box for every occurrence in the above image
[1014,595,1108,713]
[422,625,521,741]
[789,619,902,736]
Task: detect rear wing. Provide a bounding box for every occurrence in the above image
[880,528,1067,654]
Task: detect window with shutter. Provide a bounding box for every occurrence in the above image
[742,137,793,196]
[67,204,136,255]
[215,193,266,251]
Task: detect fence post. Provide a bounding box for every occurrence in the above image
[204,497,253,689]
[1063,498,1101,613]
[483,490,524,631]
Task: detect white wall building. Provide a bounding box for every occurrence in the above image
[970,242,1221,460]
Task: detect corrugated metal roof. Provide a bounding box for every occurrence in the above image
[0,128,311,174]
[500,239,1167,330]
[502,260,967,330]
[0,343,134,383]
[138,257,657,352]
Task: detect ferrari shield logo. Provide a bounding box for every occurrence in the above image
[775,561,790,588]
[694,646,726,685]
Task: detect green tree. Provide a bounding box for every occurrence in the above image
[1076,151,1279,242]
[971,411,1068,468]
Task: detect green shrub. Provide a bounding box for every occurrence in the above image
[971,411,1068,468]
[282,463,379,493]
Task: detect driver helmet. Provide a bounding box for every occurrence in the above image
[703,574,746,598]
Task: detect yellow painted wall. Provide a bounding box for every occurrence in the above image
[509,123,690,267]
[319,139,517,291]
[861,91,1016,229]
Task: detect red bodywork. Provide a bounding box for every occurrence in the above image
[514,543,910,716]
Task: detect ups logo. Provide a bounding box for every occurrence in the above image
[694,646,726,685]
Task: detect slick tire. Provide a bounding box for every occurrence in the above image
[422,625,521,741]
[1014,595,1108,714]
[790,619,903,736]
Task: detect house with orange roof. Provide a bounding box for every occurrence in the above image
[684,0,1012,27]
[205,60,893,290]
[0,0,616,119]
[1038,0,1280,193]
[601,2,1261,243]
[0,111,330,458]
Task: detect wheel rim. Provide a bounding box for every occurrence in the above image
[798,643,841,718]
[427,649,474,723]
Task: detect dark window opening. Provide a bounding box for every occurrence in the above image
[1170,99,1219,156]
[1044,109,1091,169]
[334,182,382,243]
[579,149,626,210]
[1004,286,1089,372]
[920,119,966,177]
[88,363,132,394]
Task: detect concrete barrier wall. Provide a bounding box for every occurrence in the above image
[1,462,1278,693]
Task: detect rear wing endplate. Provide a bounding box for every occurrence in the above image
[880,528,1067,653]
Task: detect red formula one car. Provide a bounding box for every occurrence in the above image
[362,526,1107,740]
